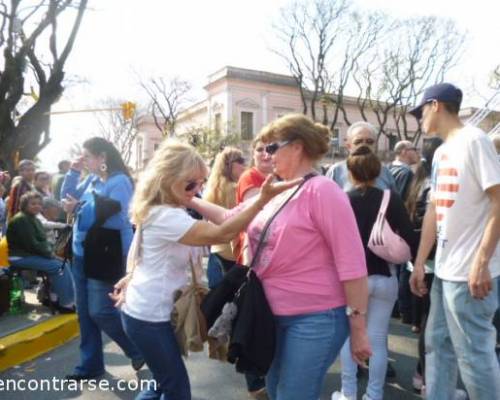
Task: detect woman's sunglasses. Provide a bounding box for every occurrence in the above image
[185,178,207,192]
[264,140,291,155]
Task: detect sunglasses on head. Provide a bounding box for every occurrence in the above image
[265,140,291,155]
[184,178,207,192]
[353,138,375,146]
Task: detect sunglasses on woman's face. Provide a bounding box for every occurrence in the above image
[184,178,207,192]
[265,140,291,155]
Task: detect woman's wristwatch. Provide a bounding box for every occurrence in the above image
[346,306,367,318]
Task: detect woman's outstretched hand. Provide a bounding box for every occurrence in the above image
[256,175,304,207]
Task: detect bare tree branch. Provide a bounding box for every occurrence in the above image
[139,76,192,137]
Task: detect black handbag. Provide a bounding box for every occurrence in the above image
[83,193,124,283]
[201,174,315,375]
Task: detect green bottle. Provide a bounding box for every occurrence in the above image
[9,274,25,315]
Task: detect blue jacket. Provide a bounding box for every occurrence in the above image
[61,170,133,258]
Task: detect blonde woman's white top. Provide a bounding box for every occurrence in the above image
[122,205,196,322]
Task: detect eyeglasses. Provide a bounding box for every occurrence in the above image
[352,138,375,146]
[184,178,207,192]
[265,140,291,155]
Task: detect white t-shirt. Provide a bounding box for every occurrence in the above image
[122,205,197,322]
[431,126,500,281]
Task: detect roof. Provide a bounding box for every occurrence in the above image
[205,66,299,89]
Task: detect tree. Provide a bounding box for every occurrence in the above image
[139,76,192,137]
[183,125,240,162]
[353,16,465,145]
[272,0,350,122]
[0,0,88,173]
[94,98,140,166]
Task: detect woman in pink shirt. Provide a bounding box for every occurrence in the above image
[190,114,371,400]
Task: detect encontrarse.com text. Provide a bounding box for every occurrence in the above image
[0,378,156,392]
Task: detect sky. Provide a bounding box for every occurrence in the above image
[37,0,500,170]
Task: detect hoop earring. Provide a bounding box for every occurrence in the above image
[100,163,108,173]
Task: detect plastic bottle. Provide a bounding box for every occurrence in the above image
[8,273,25,315]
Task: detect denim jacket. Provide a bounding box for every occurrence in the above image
[61,170,133,258]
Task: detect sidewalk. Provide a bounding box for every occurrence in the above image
[0,319,422,399]
[0,287,78,372]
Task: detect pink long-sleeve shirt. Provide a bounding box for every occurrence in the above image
[238,176,367,316]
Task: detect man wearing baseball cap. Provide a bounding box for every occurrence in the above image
[409,83,500,399]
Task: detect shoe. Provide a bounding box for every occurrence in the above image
[331,391,355,400]
[386,362,396,378]
[65,372,103,381]
[249,388,269,400]
[56,304,76,314]
[412,372,423,391]
[454,389,468,400]
[131,357,145,371]
[411,325,421,333]
[420,386,468,400]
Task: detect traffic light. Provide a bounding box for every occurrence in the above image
[121,101,136,121]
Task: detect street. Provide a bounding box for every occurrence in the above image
[0,319,422,400]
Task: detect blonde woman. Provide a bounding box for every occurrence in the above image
[204,147,246,288]
[110,141,300,400]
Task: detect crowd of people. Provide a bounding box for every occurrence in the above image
[0,82,499,400]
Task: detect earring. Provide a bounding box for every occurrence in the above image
[100,163,108,173]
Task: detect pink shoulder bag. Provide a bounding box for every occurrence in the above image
[368,190,411,264]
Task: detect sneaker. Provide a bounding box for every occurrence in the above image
[331,391,355,400]
[412,372,423,391]
[454,389,468,400]
[249,388,269,400]
[420,386,468,400]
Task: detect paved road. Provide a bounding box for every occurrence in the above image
[0,319,422,399]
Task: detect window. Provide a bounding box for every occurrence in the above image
[332,128,341,152]
[214,113,222,135]
[388,133,398,150]
[241,111,254,140]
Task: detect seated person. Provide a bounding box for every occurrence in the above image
[6,191,75,312]
[37,197,70,247]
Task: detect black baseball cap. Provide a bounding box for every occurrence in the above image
[409,83,463,120]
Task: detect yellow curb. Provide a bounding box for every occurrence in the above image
[0,314,79,372]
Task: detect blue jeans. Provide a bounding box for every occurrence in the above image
[10,256,74,306]
[425,276,500,400]
[121,312,190,400]
[206,253,225,289]
[266,307,349,400]
[72,256,142,376]
[340,273,398,400]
